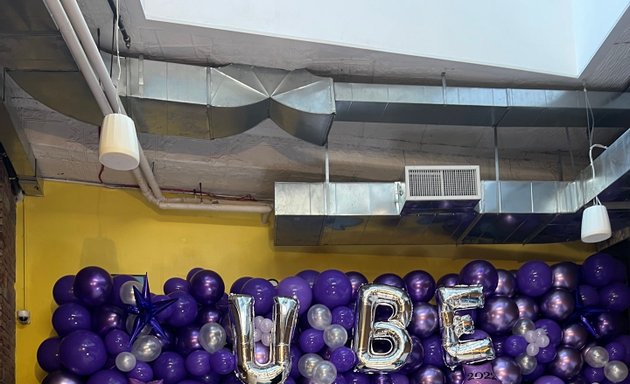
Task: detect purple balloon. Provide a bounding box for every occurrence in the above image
[53,275,77,305]
[516,261,552,297]
[58,330,107,376]
[299,328,325,353]
[600,282,630,311]
[208,348,235,375]
[128,360,154,381]
[595,311,627,338]
[391,374,410,384]
[582,253,618,287]
[333,375,347,384]
[551,262,580,291]
[540,288,575,321]
[186,350,212,377]
[313,270,352,308]
[534,376,564,384]
[91,304,126,335]
[241,278,276,315]
[187,268,204,281]
[492,357,521,384]
[332,306,355,331]
[298,270,320,288]
[290,346,302,378]
[422,335,445,368]
[494,269,516,297]
[373,374,392,384]
[330,346,356,373]
[537,345,558,364]
[153,294,176,323]
[409,303,438,338]
[606,341,627,361]
[167,290,198,327]
[523,363,546,382]
[37,337,61,372]
[400,336,424,374]
[615,335,630,364]
[493,334,507,357]
[42,371,83,384]
[87,370,127,384]
[437,274,459,288]
[446,369,463,384]
[197,306,222,325]
[201,373,222,384]
[176,326,202,356]
[578,284,600,307]
[111,275,136,307]
[277,276,313,316]
[535,319,563,346]
[346,272,368,301]
[459,260,498,295]
[344,372,371,384]
[164,277,190,294]
[478,296,519,335]
[153,351,187,384]
[73,266,113,307]
[549,347,583,380]
[404,270,436,302]
[230,276,252,294]
[411,365,444,384]
[104,329,130,355]
[514,295,539,320]
[582,366,605,383]
[374,273,405,289]
[52,303,91,336]
[562,323,588,350]
[190,270,225,306]
[504,335,527,357]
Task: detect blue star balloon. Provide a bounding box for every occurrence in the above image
[127,274,177,345]
[569,288,607,338]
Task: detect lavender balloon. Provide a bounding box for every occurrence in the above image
[313,270,352,308]
[189,270,225,306]
[492,357,522,384]
[412,365,445,384]
[459,260,498,295]
[277,276,313,315]
[478,296,519,334]
[516,261,552,297]
[374,273,405,289]
[73,266,113,307]
[404,270,436,302]
[514,295,539,320]
[540,288,575,321]
[409,303,438,338]
[53,275,77,305]
[551,262,580,291]
[346,272,368,301]
[549,347,583,380]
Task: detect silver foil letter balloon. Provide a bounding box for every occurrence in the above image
[437,286,495,369]
[229,294,299,384]
[353,284,413,372]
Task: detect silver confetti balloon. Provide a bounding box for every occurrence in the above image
[562,323,588,350]
[298,353,323,378]
[353,284,412,372]
[311,360,337,384]
[229,294,299,384]
[307,305,332,331]
[437,285,495,369]
[131,334,162,362]
[323,324,348,350]
[512,318,535,336]
[120,280,143,305]
[605,361,629,383]
[492,356,522,384]
[550,347,583,380]
[515,353,538,375]
[199,322,227,353]
[584,346,609,368]
[115,351,137,372]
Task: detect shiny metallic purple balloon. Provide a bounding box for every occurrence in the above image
[595,311,627,338]
[516,261,552,298]
[437,274,459,288]
[73,266,113,307]
[562,323,588,350]
[514,295,539,320]
[445,369,464,384]
[549,347,583,380]
[459,260,498,295]
[581,253,618,287]
[197,306,222,325]
[53,275,77,305]
[599,282,630,311]
[404,270,436,302]
[540,288,575,321]
[412,365,445,384]
[189,270,225,306]
[175,325,202,355]
[42,371,83,384]
[577,285,600,307]
[298,270,320,289]
[551,262,580,291]
[533,376,564,384]
[409,303,438,338]
[374,273,405,289]
[478,296,519,335]
[346,271,368,301]
[400,336,425,374]
[492,356,522,384]
[91,304,126,335]
[494,269,516,297]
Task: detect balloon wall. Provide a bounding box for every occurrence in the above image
[37,253,630,384]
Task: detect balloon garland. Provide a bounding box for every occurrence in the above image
[38,253,630,384]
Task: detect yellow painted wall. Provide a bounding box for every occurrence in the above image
[15,181,594,383]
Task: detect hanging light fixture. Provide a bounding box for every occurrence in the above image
[581,143,611,243]
[99,113,140,171]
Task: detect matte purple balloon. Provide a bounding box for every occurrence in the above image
[582,253,618,287]
[111,275,136,307]
[277,276,313,315]
[313,270,352,308]
[176,325,202,356]
[400,336,424,374]
[492,357,521,384]
[167,291,199,327]
[332,306,355,331]
[230,276,252,294]
[578,284,600,307]
[346,272,368,301]
[540,288,575,321]
[190,270,225,306]
[412,365,445,384]
[504,335,527,357]
[153,351,187,384]
[241,278,276,315]
[197,306,222,325]
[42,371,83,384]
[208,348,236,375]
[164,277,190,294]
[58,330,107,376]
[534,376,564,384]
[52,303,91,336]
[437,273,459,288]
[494,269,516,297]
[549,347,583,380]
[514,295,539,320]
[562,323,588,350]
[53,275,77,305]
[606,341,627,361]
[104,329,130,355]
[186,350,212,377]
[299,328,325,353]
[73,266,113,307]
[516,261,552,297]
[374,273,405,289]
[330,346,356,373]
[582,366,605,383]
[87,370,127,384]
[128,360,154,381]
[478,296,519,335]
[37,337,61,372]
[404,270,436,302]
[298,270,320,288]
[600,282,630,311]
[551,262,580,291]
[187,268,204,281]
[421,335,445,368]
[459,260,498,295]
[537,345,557,364]
[409,303,438,338]
[535,319,563,346]
[91,304,126,335]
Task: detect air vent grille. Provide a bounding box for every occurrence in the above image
[405,166,480,200]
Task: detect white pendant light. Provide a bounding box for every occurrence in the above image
[99,113,140,171]
[581,204,612,243]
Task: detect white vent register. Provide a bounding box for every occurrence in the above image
[405,165,481,201]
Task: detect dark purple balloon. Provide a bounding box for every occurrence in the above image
[167,291,199,327]
[391,373,410,384]
[549,347,583,380]
[186,350,212,377]
[459,260,498,295]
[164,277,190,294]
[437,274,459,288]
[190,270,225,306]
[53,275,77,305]
[493,334,507,357]
[290,346,302,378]
[42,371,83,384]
[551,262,580,291]
[187,268,204,281]
[128,360,154,381]
[404,270,436,302]
[104,329,130,355]
[494,269,516,297]
[504,335,527,357]
[201,372,222,384]
[537,345,558,364]
[516,261,552,297]
[412,365,445,384]
[73,266,113,307]
[241,278,276,315]
[344,372,371,384]
[299,328,325,353]
[87,370,127,384]
[535,319,563,346]
[409,303,438,338]
[534,376,564,384]
[595,311,627,338]
[374,273,405,289]
[478,296,519,335]
[540,288,575,321]
[582,253,618,287]
[153,351,187,384]
[615,335,630,364]
[421,335,445,368]
[52,303,91,336]
[346,272,368,301]
[600,282,630,311]
[400,336,424,374]
[91,304,126,335]
[606,341,627,361]
[208,348,236,375]
[37,337,61,372]
[222,374,242,384]
[58,330,107,376]
[332,306,355,331]
[313,270,352,308]
[230,276,252,294]
[523,363,546,382]
[333,375,347,384]
[446,369,464,384]
[216,293,229,314]
[330,346,356,373]
[277,276,313,315]
[372,374,392,384]
[111,275,136,307]
[562,323,588,350]
[578,284,600,307]
[298,270,320,289]
[582,366,605,383]
[176,326,202,356]
[514,295,539,320]
[197,306,222,325]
